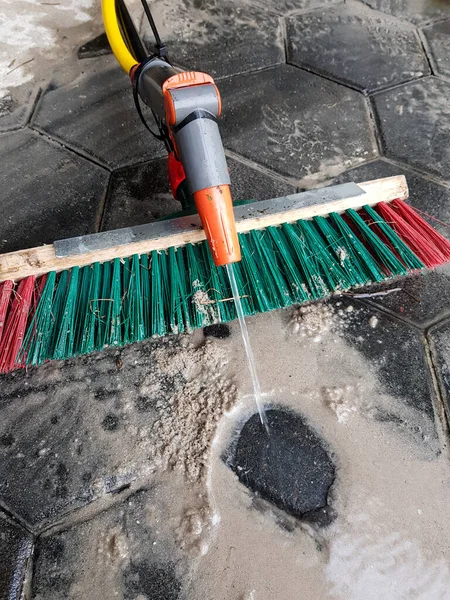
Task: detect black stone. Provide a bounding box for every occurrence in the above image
[363,0,450,25]
[287,2,429,93]
[78,33,112,59]
[203,324,230,339]
[32,490,182,600]
[227,409,335,524]
[0,129,108,253]
[0,513,33,600]
[373,77,450,182]
[143,0,283,79]
[219,65,377,181]
[102,414,120,431]
[332,159,450,326]
[422,19,450,78]
[32,58,166,169]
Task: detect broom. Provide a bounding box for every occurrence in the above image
[1,174,450,375]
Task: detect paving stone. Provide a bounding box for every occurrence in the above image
[203,324,230,339]
[335,298,436,424]
[219,65,377,181]
[0,513,33,600]
[0,129,109,254]
[32,57,166,170]
[32,490,182,600]
[422,19,450,78]
[226,408,336,525]
[78,33,112,59]
[428,319,450,415]
[144,0,284,79]
[0,84,40,133]
[363,0,450,25]
[332,159,450,326]
[286,1,429,93]
[102,156,295,231]
[373,77,450,183]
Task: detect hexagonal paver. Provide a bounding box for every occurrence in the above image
[373,76,450,182]
[219,65,377,181]
[0,335,231,529]
[32,57,166,170]
[102,156,296,231]
[422,19,450,78]
[429,320,450,416]
[0,513,33,600]
[336,298,437,422]
[286,1,429,93]
[0,129,109,253]
[32,490,183,600]
[332,159,450,326]
[0,84,40,133]
[363,0,450,25]
[144,0,284,79]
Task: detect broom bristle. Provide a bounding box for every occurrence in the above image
[0,198,449,374]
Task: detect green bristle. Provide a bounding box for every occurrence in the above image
[329,212,386,282]
[121,257,131,342]
[140,254,151,337]
[186,244,211,328]
[169,246,185,334]
[98,260,112,348]
[346,208,408,277]
[159,250,172,332]
[313,215,370,286]
[107,258,122,346]
[362,205,424,270]
[269,225,310,302]
[297,219,351,291]
[74,265,92,354]
[239,233,273,313]
[249,229,293,308]
[22,271,57,365]
[47,270,69,359]
[151,250,166,336]
[282,222,329,299]
[201,243,234,322]
[176,247,192,330]
[124,254,145,343]
[228,256,254,317]
[53,267,79,360]
[81,262,101,354]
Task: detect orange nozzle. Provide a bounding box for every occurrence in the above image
[193,185,241,266]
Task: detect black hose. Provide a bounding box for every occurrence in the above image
[116,0,148,63]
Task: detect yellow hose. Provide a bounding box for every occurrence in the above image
[102,0,138,74]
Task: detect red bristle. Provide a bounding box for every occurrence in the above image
[0,276,35,373]
[392,199,450,261]
[376,202,445,268]
[0,280,14,346]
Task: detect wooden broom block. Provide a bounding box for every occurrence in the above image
[0,175,408,283]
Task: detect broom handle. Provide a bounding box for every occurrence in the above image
[0,175,408,283]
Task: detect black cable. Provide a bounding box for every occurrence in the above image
[116,0,148,63]
[140,0,167,57]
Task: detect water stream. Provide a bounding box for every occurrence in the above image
[226,263,270,434]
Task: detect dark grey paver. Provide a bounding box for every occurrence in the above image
[287,1,429,93]
[0,513,33,600]
[0,129,108,253]
[226,408,336,525]
[102,155,295,231]
[373,77,450,183]
[32,58,166,170]
[336,298,436,424]
[0,84,40,133]
[78,33,112,59]
[32,490,182,600]
[363,0,450,25]
[332,159,450,326]
[422,19,450,78]
[428,319,450,417]
[143,0,283,79]
[219,65,377,181]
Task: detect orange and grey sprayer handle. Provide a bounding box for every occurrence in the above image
[137,63,241,266]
